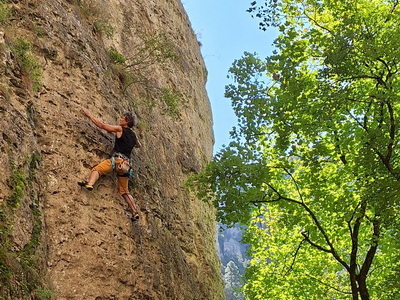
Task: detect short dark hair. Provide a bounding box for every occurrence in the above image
[123,112,136,128]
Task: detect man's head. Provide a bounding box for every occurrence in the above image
[123,111,137,128]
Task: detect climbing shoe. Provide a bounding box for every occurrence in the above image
[77,181,93,191]
[131,213,140,222]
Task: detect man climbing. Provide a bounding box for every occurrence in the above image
[78,108,142,221]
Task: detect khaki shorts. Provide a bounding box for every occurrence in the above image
[92,158,129,195]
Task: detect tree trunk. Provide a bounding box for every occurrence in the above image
[357,275,370,300]
[349,273,359,300]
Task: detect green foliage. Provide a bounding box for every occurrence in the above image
[0,154,50,298]
[0,250,11,286]
[107,48,126,65]
[190,1,400,299]
[94,20,114,38]
[20,207,42,264]
[159,88,182,119]
[29,153,40,177]
[6,162,26,209]
[109,33,178,99]
[112,33,181,118]
[35,288,52,300]
[12,38,42,92]
[0,0,11,23]
[120,33,177,92]
[125,32,178,71]
[72,0,95,18]
[69,0,114,38]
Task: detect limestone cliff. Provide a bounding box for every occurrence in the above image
[0,0,224,299]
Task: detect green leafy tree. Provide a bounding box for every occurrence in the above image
[189,0,400,299]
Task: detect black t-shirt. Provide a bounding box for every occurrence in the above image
[114,127,137,157]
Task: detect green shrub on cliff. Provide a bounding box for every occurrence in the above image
[0,0,11,23]
[6,162,26,209]
[125,33,178,72]
[107,48,126,65]
[94,20,114,38]
[160,87,182,119]
[0,154,50,299]
[12,38,42,92]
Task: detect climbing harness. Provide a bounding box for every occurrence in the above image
[113,152,129,161]
[111,152,134,179]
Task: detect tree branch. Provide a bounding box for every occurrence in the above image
[385,100,396,162]
[304,273,353,295]
[347,109,369,132]
[377,57,393,82]
[348,200,367,278]
[344,74,387,88]
[285,238,307,276]
[347,202,362,237]
[261,181,350,271]
[334,130,347,165]
[301,231,331,253]
[348,100,399,181]
[373,148,400,181]
[300,201,350,271]
[283,167,304,202]
[359,218,380,278]
[303,11,335,36]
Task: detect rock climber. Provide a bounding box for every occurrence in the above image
[78,108,142,221]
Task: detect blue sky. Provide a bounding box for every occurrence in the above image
[182,0,277,153]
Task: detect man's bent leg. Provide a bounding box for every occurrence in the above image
[122,193,139,220]
[118,176,139,220]
[78,171,98,191]
[88,170,100,186]
[78,159,112,190]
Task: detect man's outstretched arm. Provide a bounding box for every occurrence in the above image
[82,108,122,133]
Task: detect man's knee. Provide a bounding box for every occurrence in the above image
[92,159,112,175]
[91,170,101,176]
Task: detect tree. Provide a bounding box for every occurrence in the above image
[189,0,400,299]
[223,260,244,300]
